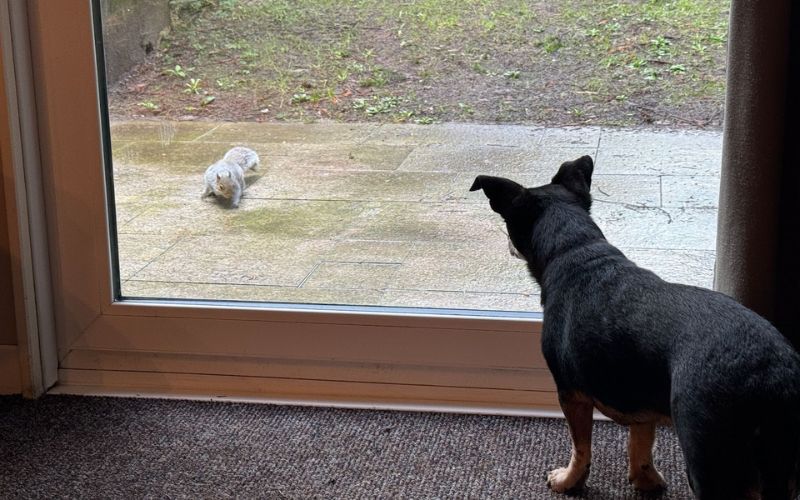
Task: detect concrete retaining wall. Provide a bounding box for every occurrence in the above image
[100,0,170,84]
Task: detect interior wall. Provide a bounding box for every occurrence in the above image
[0,88,17,347]
[0,149,21,393]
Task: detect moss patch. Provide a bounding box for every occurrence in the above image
[229,201,365,238]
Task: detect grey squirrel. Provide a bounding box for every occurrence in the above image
[201,146,260,208]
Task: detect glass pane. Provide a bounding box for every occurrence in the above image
[98,0,728,313]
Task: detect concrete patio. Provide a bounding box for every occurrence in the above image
[110,121,722,313]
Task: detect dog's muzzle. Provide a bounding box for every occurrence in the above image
[508,237,525,260]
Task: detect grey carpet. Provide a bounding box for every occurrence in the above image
[0,395,693,499]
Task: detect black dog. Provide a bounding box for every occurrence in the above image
[471,156,800,499]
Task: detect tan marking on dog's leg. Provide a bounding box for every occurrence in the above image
[547,394,593,493]
[627,423,666,491]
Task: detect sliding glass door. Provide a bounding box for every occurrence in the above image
[9,0,551,413]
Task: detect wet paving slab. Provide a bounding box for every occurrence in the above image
[110,120,722,313]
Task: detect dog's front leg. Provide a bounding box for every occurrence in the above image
[547,392,593,493]
[628,423,666,491]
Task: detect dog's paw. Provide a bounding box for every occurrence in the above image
[547,466,589,493]
[629,464,666,492]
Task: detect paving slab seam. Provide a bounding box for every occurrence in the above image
[188,123,223,143]
[620,247,717,253]
[593,134,602,161]
[125,236,186,282]
[113,204,162,231]
[125,279,320,289]
[319,260,404,266]
[234,197,428,204]
[122,280,539,297]
[296,262,324,289]
[383,287,538,297]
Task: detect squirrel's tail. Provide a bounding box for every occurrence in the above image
[223,147,260,171]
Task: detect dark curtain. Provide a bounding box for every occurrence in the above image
[715,0,800,348]
[775,3,800,350]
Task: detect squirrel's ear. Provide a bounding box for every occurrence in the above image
[216,173,222,180]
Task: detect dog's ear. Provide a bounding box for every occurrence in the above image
[470,175,526,216]
[552,155,593,210]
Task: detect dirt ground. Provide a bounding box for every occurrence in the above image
[107,0,729,128]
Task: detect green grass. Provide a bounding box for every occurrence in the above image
[560,0,728,103]
[118,0,730,126]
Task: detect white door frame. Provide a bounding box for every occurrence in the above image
[0,0,58,397]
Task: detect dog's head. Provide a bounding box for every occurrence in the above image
[469,155,595,266]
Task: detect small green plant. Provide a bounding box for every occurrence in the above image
[364,96,399,115]
[502,70,521,79]
[642,68,660,81]
[348,62,366,73]
[184,78,202,94]
[472,62,488,74]
[393,110,415,122]
[336,69,350,83]
[241,48,259,61]
[216,78,238,90]
[415,116,435,125]
[601,55,622,68]
[669,64,687,75]
[225,41,246,50]
[219,0,237,11]
[201,95,216,106]
[708,33,726,44]
[542,36,563,54]
[138,101,159,112]
[163,65,187,78]
[628,57,648,69]
[352,98,367,110]
[649,36,672,58]
[692,41,708,55]
[359,69,389,88]
[290,92,312,104]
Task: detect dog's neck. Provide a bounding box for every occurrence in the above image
[527,204,608,302]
